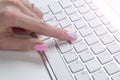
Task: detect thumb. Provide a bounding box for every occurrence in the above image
[0,37,48,51]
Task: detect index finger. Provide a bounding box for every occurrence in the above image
[13,13,77,40]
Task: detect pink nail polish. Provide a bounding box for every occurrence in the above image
[34,44,48,51]
[67,32,78,40]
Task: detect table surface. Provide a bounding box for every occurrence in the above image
[0,51,51,80]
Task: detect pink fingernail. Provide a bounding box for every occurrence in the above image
[67,32,78,40]
[34,44,48,51]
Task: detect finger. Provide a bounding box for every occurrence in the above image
[18,2,40,19]
[11,12,77,40]
[2,0,39,19]
[21,0,43,18]
[0,37,48,51]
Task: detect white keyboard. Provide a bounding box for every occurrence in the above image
[37,0,120,80]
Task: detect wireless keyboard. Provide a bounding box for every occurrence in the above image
[37,0,120,80]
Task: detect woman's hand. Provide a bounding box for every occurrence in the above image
[0,0,77,51]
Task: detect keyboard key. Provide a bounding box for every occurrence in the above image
[85,34,99,45]
[59,18,72,28]
[70,0,77,2]
[75,70,91,80]
[114,53,120,64]
[65,6,76,15]
[54,39,67,45]
[46,19,58,26]
[94,25,108,36]
[88,2,98,10]
[100,33,115,45]
[86,60,101,73]
[64,25,77,33]
[37,35,49,41]
[112,73,120,80]
[88,18,102,28]
[84,0,92,4]
[79,50,94,63]
[104,62,120,75]
[100,16,111,25]
[59,0,72,9]
[58,41,72,53]
[64,51,78,63]
[79,27,92,37]
[40,6,50,14]
[49,2,62,14]
[97,51,113,64]
[71,33,82,44]
[43,12,54,22]
[91,43,106,55]
[78,5,90,14]
[69,60,84,73]
[74,41,88,53]
[94,9,104,18]
[92,70,108,80]
[73,0,84,8]
[114,31,120,42]
[69,12,82,22]
[83,11,96,21]
[107,42,120,54]
[106,24,118,33]
[74,19,87,29]
[55,11,67,21]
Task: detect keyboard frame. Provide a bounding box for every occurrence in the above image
[32,0,120,80]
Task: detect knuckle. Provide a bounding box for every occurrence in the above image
[0,7,18,18]
[4,0,19,5]
[39,23,46,32]
[35,8,44,18]
[40,13,43,18]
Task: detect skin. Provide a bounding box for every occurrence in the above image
[0,0,74,51]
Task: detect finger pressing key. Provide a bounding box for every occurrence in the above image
[13,13,78,40]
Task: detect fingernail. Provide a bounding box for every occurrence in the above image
[67,32,78,40]
[34,44,48,51]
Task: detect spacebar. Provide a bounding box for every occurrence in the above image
[44,39,73,80]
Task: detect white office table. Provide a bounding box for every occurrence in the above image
[0,51,51,80]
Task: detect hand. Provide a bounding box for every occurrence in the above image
[0,0,77,51]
